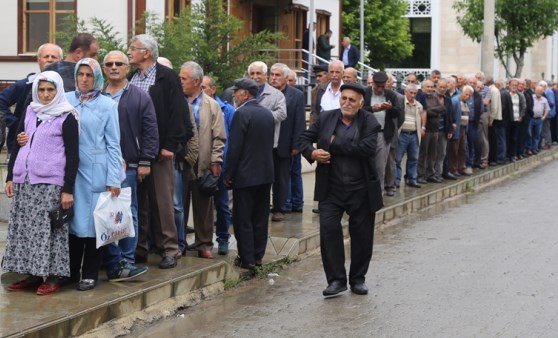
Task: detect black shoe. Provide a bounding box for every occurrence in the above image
[158,256,177,269]
[59,275,79,287]
[312,208,320,214]
[350,283,369,295]
[426,177,442,183]
[385,189,395,196]
[416,178,427,184]
[442,173,457,180]
[291,208,303,213]
[322,280,347,296]
[234,256,256,270]
[406,181,422,188]
[77,279,96,291]
[186,226,195,234]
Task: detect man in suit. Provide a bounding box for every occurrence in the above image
[363,71,403,192]
[316,29,335,64]
[128,34,193,269]
[341,37,359,68]
[269,63,306,220]
[179,61,226,259]
[224,79,275,271]
[299,83,383,297]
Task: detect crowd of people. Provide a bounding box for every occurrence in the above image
[1,30,555,298]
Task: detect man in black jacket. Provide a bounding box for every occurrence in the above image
[299,83,383,297]
[224,79,275,271]
[127,34,193,269]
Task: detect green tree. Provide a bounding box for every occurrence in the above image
[143,0,282,90]
[55,15,125,63]
[342,0,413,69]
[453,0,558,77]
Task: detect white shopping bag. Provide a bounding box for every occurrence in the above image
[94,187,134,248]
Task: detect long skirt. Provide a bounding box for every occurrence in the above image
[1,179,70,277]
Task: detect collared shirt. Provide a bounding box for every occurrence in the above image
[103,87,125,103]
[511,92,520,121]
[320,81,343,112]
[480,85,492,112]
[371,92,386,129]
[188,90,204,128]
[532,95,550,118]
[342,46,350,65]
[130,63,157,93]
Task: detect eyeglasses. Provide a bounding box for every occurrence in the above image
[128,46,147,52]
[104,62,127,67]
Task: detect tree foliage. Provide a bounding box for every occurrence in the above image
[143,0,282,89]
[342,0,413,69]
[453,0,558,77]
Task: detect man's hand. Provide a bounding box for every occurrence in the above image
[159,149,174,161]
[311,149,331,164]
[137,166,151,183]
[210,163,221,177]
[291,149,300,156]
[224,178,233,189]
[61,192,73,210]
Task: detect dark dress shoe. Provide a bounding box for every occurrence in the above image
[426,177,442,183]
[350,283,369,295]
[416,178,427,184]
[322,281,347,296]
[77,279,96,291]
[198,249,214,259]
[158,256,177,269]
[442,173,457,180]
[255,259,263,266]
[291,208,303,213]
[186,226,195,234]
[312,208,320,214]
[234,256,255,270]
[406,181,421,188]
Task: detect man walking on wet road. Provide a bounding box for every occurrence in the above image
[299,83,383,296]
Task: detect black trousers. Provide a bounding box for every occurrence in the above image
[319,186,375,286]
[233,183,272,265]
[271,149,292,212]
[69,235,102,281]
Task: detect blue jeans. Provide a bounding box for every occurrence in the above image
[466,123,478,167]
[395,131,419,184]
[285,153,304,211]
[528,118,543,151]
[103,168,139,272]
[173,162,187,252]
[214,176,231,243]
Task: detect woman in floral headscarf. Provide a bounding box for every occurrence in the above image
[3,71,79,295]
[65,58,123,291]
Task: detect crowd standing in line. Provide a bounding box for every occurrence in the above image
[2,31,557,297]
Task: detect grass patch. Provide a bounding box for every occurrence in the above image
[465,180,474,193]
[223,277,246,290]
[254,256,295,279]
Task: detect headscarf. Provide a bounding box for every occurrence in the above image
[74,58,104,103]
[29,71,76,122]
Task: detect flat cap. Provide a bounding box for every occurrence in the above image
[340,83,366,97]
[313,64,329,73]
[232,78,259,97]
[372,71,388,83]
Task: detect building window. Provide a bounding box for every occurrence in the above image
[21,0,75,54]
[166,0,191,20]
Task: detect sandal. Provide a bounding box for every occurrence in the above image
[77,279,96,291]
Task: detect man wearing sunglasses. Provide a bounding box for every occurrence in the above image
[101,50,159,281]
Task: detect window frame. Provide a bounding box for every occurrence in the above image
[19,0,76,55]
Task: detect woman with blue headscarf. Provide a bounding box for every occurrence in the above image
[66,58,122,291]
[3,71,79,295]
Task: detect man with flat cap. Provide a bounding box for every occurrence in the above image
[224,78,275,271]
[364,71,403,193]
[299,82,383,297]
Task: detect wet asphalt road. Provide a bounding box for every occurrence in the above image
[130,160,558,338]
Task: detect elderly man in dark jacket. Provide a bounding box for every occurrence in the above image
[299,83,383,297]
[102,50,159,281]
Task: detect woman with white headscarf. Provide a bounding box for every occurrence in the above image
[3,71,79,295]
[65,58,122,291]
